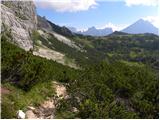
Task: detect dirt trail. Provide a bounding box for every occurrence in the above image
[25,81,67,119]
[1,87,11,95]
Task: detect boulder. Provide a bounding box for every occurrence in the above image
[17,110,25,119]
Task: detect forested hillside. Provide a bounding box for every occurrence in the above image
[71,33,158,69]
[1,31,159,118]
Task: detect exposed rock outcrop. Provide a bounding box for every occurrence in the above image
[33,46,65,64]
[1,1,37,51]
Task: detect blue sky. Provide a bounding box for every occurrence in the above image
[35,0,159,31]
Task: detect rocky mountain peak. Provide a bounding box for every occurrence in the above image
[121,19,158,35]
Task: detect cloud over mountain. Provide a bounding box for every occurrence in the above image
[98,22,128,32]
[142,16,159,28]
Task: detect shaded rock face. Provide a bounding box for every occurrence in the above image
[37,15,52,31]
[1,1,37,51]
[37,15,73,37]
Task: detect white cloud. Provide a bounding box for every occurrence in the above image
[77,28,88,32]
[125,0,158,6]
[97,22,128,31]
[35,0,97,12]
[142,16,160,28]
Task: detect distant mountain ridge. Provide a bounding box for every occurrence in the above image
[68,26,113,36]
[68,19,159,36]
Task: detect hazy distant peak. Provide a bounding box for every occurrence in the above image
[121,19,159,35]
[88,26,96,30]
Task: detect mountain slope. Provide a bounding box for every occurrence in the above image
[2,31,158,119]
[1,1,159,119]
[1,2,83,68]
[108,31,129,36]
[38,15,73,37]
[32,30,79,68]
[121,19,159,35]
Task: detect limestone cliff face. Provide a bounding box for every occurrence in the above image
[1,1,37,51]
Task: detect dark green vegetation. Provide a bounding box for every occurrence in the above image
[1,30,159,119]
[65,62,158,118]
[1,37,78,91]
